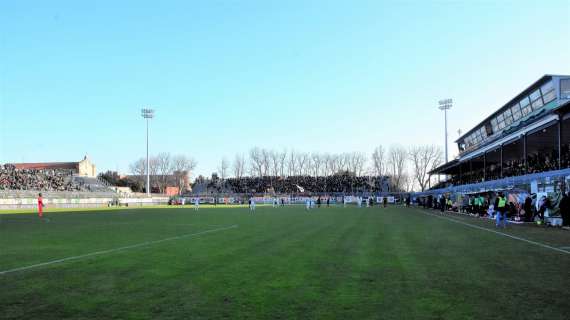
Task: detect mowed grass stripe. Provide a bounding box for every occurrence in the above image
[0,208,239,270]
[0,224,238,275]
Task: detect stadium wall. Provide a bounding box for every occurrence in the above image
[0,191,169,209]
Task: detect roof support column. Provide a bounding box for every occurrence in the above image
[469,160,473,184]
[459,162,462,184]
[558,120,562,170]
[500,145,503,179]
[483,153,486,182]
[523,134,527,174]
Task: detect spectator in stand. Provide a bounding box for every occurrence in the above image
[222,174,389,195]
[0,164,81,192]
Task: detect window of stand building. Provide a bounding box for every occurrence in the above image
[560,79,570,100]
[502,139,524,177]
[485,148,501,181]
[526,124,559,174]
[541,80,556,104]
[520,97,532,117]
[562,116,570,168]
[530,89,544,110]
[503,109,514,127]
[511,103,522,122]
[491,118,499,134]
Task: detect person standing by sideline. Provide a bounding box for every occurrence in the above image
[524,195,533,222]
[559,192,569,228]
[495,192,507,228]
[194,198,200,211]
[37,193,44,218]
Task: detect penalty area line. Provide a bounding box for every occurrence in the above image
[416,209,570,255]
[0,224,239,276]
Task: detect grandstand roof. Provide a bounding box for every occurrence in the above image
[455,74,569,143]
[429,159,459,175]
[11,162,79,170]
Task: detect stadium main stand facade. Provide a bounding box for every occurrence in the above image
[430,75,570,187]
[420,75,570,225]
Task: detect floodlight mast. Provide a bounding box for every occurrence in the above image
[438,99,453,163]
[141,108,155,197]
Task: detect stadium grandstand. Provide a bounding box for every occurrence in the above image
[429,75,570,187]
[214,175,390,195]
[418,75,570,224]
[0,155,107,192]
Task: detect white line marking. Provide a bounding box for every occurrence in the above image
[0,224,238,275]
[168,223,227,228]
[416,209,570,255]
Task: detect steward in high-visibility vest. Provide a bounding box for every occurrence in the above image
[495,193,508,228]
[497,196,507,209]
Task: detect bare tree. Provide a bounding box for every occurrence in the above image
[402,172,415,192]
[148,156,160,192]
[156,152,172,193]
[218,157,229,181]
[322,154,331,176]
[339,152,351,172]
[409,145,443,192]
[249,147,263,177]
[388,145,408,191]
[287,150,297,177]
[269,150,280,177]
[371,145,386,177]
[327,154,340,175]
[261,148,271,176]
[129,158,147,188]
[278,150,287,177]
[172,154,197,194]
[233,154,246,179]
[296,152,309,176]
[310,153,323,177]
[348,152,366,176]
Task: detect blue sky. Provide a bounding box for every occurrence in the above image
[1,0,569,177]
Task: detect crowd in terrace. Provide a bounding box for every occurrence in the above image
[438,148,567,189]
[0,164,81,191]
[526,151,560,174]
[207,175,389,194]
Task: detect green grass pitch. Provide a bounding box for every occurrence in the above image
[1,205,569,319]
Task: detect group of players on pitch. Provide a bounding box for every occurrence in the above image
[35,193,391,218]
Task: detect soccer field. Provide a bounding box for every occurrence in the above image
[1,205,569,320]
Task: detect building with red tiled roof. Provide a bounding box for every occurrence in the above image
[10,155,97,177]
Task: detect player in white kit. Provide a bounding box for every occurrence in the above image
[194,198,200,211]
